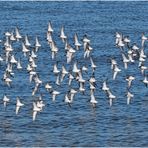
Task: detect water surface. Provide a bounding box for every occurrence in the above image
[0,1,148,147]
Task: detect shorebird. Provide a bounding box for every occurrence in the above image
[89,82,96,94]
[60,65,68,82]
[126,76,135,88]
[17,58,23,70]
[16,97,24,115]
[30,59,37,69]
[139,65,147,75]
[73,62,80,74]
[111,58,117,70]
[102,79,109,92]
[36,100,45,111]
[64,93,72,107]
[66,45,76,63]
[115,32,122,45]
[3,94,10,108]
[47,32,53,45]
[32,83,39,96]
[112,64,121,80]
[123,36,130,48]
[83,34,91,58]
[141,32,147,47]
[70,88,77,102]
[29,71,37,83]
[90,92,97,108]
[116,32,124,50]
[4,36,10,48]
[74,33,81,50]
[45,82,52,92]
[121,52,130,69]
[79,82,85,94]
[56,74,60,86]
[142,75,148,87]
[106,89,116,107]
[25,35,31,47]
[48,21,54,33]
[82,65,88,73]
[53,63,60,75]
[68,73,74,86]
[27,64,33,72]
[10,31,16,41]
[10,54,17,64]
[32,75,42,96]
[139,48,146,59]
[84,44,92,58]
[83,34,90,47]
[15,27,22,41]
[50,41,58,59]
[31,50,37,59]
[138,50,146,67]
[128,50,135,63]
[117,39,125,51]
[51,90,60,102]
[33,101,41,121]
[22,42,30,57]
[90,57,97,73]
[35,36,41,52]
[6,63,13,73]
[5,31,11,37]
[127,91,134,105]
[60,26,67,42]
[4,76,12,87]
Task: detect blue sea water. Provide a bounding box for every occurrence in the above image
[0,1,148,147]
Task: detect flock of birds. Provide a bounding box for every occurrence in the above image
[0,21,147,121]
